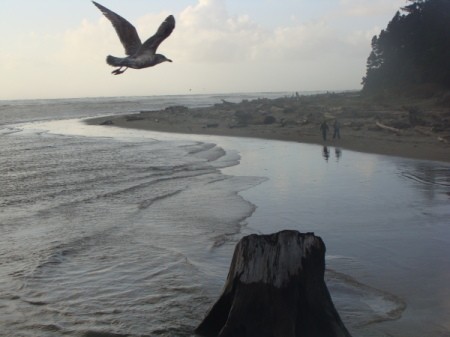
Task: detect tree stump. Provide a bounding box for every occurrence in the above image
[196,230,352,337]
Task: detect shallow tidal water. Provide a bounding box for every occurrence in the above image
[0,96,449,337]
[222,137,450,337]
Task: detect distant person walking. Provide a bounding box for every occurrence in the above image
[333,119,341,140]
[320,120,329,141]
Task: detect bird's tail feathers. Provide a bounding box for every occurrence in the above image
[106,55,126,67]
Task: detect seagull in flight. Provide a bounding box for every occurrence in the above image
[92,1,175,75]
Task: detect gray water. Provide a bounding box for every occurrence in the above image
[0,95,449,337]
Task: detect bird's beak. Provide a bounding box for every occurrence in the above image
[166,59,173,62]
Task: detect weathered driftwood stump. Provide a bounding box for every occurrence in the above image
[196,230,351,337]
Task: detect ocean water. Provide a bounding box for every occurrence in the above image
[0,94,449,337]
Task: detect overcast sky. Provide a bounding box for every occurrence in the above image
[0,0,407,100]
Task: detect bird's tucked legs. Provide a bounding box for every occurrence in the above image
[112,67,128,75]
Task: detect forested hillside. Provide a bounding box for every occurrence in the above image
[362,0,450,95]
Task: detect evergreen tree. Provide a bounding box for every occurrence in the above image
[362,0,450,94]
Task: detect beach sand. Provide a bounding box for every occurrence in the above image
[86,92,450,163]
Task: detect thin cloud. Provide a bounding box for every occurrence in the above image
[170,0,374,63]
[0,0,404,99]
[338,0,405,17]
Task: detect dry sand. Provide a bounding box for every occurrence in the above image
[86,92,450,163]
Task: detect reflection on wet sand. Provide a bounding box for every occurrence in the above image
[335,147,342,161]
[322,146,342,162]
[323,146,330,161]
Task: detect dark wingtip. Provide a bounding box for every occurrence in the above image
[166,15,176,25]
[92,1,102,10]
[92,1,107,12]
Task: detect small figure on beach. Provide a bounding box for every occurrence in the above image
[320,120,329,141]
[92,1,175,75]
[333,119,341,140]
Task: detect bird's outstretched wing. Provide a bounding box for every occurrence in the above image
[92,1,142,56]
[138,15,175,56]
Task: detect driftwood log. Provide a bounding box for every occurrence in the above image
[196,230,351,337]
[376,121,401,135]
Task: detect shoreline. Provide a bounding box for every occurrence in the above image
[86,92,450,163]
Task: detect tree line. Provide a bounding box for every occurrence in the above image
[362,0,450,94]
